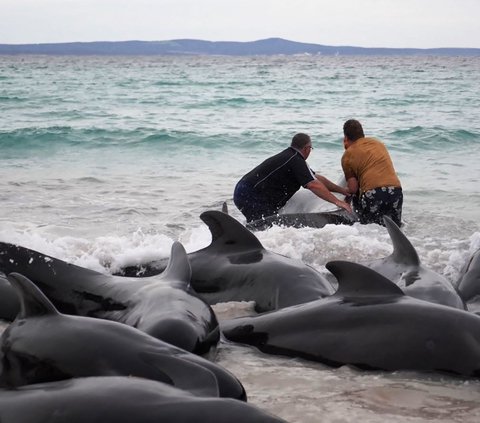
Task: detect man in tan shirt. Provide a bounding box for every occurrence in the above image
[341,119,403,226]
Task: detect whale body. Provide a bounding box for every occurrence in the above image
[0,241,219,354]
[457,248,480,313]
[0,377,285,423]
[222,260,480,377]
[119,211,335,312]
[364,216,464,309]
[0,272,246,400]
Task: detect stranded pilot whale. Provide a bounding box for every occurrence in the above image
[364,215,464,309]
[0,377,285,423]
[457,248,480,314]
[246,208,357,231]
[0,274,19,321]
[244,181,358,230]
[0,272,246,401]
[0,241,219,354]
[221,261,480,377]
[119,210,334,312]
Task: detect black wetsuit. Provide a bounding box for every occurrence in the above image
[234,147,315,222]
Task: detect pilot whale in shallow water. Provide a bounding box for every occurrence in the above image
[364,216,464,309]
[0,241,219,354]
[221,261,480,377]
[119,210,335,312]
[0,272,246,400]
[246,208,357,231]
[0,273,19,321]
[0,377,285,423]
[457,248,480,314]
[243,181,358,230]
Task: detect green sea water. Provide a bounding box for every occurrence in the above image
[1,54,479,236]
[1,54,480,423]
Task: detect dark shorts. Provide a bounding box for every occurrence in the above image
[233,180,278,222]
[353,187,403,226]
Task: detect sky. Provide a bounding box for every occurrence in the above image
[1,0,479,49]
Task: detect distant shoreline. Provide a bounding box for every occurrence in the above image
[1,38,479,56]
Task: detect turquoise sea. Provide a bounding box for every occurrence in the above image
[1,54,480,422]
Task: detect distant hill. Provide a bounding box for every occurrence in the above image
[0,38,479,56]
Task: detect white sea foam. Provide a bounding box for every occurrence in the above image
[1,220,476,287]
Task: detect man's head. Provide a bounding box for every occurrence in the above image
[343,119,364,149]
[291,133,313,159]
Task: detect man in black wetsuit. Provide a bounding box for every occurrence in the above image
[234,133,352,223]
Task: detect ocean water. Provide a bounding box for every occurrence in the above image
[1,54,480,422]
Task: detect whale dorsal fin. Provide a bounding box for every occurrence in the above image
[200,210,264,252]
[7,272,60,318]
[161,241,192,286]
[383,216,420,266]
[326,260,405,298]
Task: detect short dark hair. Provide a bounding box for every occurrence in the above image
[291,133,311,149]
[343,119,365,141]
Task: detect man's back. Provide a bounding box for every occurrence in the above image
[341,137,401,193]
[240,147,314,210]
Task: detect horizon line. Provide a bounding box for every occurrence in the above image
[1,37,479,51]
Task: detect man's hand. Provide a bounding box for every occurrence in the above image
[335,200,352,213]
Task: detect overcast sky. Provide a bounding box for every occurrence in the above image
[1,0,479,48]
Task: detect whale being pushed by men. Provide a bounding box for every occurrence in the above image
[221,261,480,377]
[0,241,219,354]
